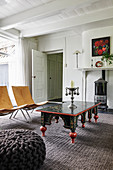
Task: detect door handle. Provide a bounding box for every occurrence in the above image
[32,76,36,78]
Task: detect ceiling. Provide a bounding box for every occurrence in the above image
[0,0,113,38]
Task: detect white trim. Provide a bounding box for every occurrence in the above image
[0,34,18,42]
[44,49,63,54]
[0,29,19,42]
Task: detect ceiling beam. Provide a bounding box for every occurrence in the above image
[0,28,19,40]
[0,0,98,30]
[21,7,113,37]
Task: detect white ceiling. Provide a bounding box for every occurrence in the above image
[0,0,113,37]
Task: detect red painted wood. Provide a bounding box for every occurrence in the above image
[69,132,77,143]
[94,115,99,123]
[40,126,47,136]
[82,123,85,128]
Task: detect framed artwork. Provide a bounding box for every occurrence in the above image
[92,37,110,56]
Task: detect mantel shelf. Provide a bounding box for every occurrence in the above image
[77,67,113,71]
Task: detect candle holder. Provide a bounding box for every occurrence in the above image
[65,87,79,109]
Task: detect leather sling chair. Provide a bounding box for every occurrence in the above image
[12,86,48,120]
[0,86,28,120]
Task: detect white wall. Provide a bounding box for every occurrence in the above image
[82,26,113,108]
[37,26,113,108]
[82,26,113,68]
[38,33,83,102]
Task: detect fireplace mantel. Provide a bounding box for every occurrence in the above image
[77,67,113,71]
[78,67,113,103]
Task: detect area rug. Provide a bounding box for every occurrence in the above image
[0,111,113,170]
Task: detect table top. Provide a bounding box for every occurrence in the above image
[36,101,101,116]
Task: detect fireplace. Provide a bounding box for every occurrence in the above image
[94,74,108,110]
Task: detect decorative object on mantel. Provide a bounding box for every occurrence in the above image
[101,52,113,65]
[73,50,81,68]
[65,81,79,109]
[92,37,110,57]
[95,61,103,67]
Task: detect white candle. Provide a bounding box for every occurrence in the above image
[71,80,74,88]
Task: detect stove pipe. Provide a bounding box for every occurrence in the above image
[102,70,105,80]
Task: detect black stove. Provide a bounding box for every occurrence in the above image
[94,71,108,110]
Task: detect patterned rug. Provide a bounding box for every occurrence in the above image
[0,110,113,170]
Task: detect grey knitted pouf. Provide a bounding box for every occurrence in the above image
[0,129,46,170]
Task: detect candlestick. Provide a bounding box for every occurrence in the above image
[65,86,79,109]
[71,80,74,88]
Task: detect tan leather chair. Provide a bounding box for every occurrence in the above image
[12,86,48,118]
[0,86,27,119]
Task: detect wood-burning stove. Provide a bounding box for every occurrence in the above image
[94,77,108,110]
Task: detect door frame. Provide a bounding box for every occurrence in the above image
[45,49,64,101]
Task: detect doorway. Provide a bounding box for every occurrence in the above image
[47,53,63,102]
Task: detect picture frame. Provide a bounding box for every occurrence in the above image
[92,37,110,57]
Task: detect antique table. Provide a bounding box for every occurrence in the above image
[37,101,101,143]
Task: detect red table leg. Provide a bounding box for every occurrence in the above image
[94,115,99,123]
[93,107,99,123]
[82,123,85,128]
[69,132,77,143]
[81,114,85,128]
[88,110,92,123]
[40,126,47,136]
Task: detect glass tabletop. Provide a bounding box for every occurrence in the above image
[37,101,100,116]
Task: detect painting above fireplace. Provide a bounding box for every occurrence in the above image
[92,36,110,57]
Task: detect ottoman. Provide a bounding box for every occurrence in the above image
[0,129,46,170]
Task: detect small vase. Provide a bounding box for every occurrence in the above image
[104,61,109,67]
